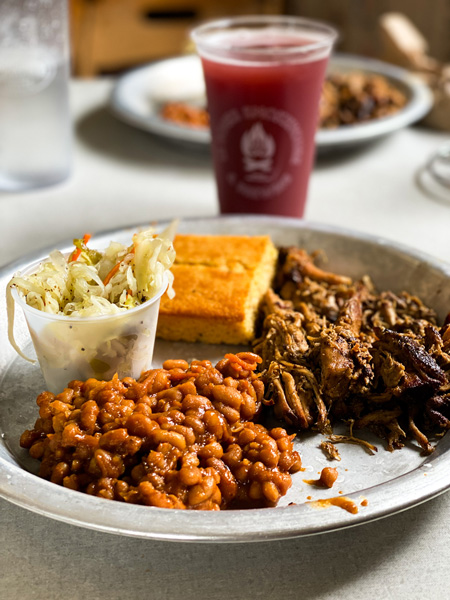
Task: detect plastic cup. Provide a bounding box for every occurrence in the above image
[12,260,168,393]
[192,16,337,217]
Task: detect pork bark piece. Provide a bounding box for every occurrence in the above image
[320,294,362,400]
[255,289,309,364]
[276,247,352,288]
[363,291,439,339]
[319,440,341,461]
[320,331,354,400]
[425,394,450,428]
[374,328,446,388]
[321,291,375,404]
[255,289,330,432]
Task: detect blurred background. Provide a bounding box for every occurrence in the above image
[70,0,450,77]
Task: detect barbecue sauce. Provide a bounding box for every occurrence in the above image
[308,496,358,514]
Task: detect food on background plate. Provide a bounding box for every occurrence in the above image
[161,101,209,129]
[157,234,278,345]
[160,72,407,131]
[319,72,407,128]
[6,223,177,390]
[254,247,450,454]
[20,353,302,510]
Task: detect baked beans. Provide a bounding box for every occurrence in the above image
[21,353,302,510]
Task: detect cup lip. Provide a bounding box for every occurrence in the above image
[191,15,338,58]
[10,269,169,323]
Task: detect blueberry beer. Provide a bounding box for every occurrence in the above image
[193,17,337,217]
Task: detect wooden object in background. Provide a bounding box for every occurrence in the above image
[379,12,440,74]
[70,0,284,77]
[285,0,450,62]
[379,12,430,69]
[379,12,450,131]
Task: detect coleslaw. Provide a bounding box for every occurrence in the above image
[7,222,177,362]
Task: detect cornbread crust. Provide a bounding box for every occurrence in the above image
[157,234,278,344]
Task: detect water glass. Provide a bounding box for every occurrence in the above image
[0,0,71,191]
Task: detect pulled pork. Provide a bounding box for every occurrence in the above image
[254,247,450,454]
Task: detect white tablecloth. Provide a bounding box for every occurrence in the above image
[1,79,450,600]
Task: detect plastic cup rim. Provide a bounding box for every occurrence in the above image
[191,15,339,57]
[11,269,168,324]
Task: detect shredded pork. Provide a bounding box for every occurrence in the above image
[254,247,450,454]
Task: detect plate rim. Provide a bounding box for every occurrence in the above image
[1,215,450,543]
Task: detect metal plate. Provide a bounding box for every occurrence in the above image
[109,53,433,151]
[1,215,450,542]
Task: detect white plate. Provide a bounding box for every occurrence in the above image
[1,216,450,542]
[110,54,433,151]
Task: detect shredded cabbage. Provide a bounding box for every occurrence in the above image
[7,222,177,360]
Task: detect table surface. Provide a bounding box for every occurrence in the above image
[1,79,450,600]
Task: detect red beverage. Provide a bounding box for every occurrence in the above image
[192,18,337,217]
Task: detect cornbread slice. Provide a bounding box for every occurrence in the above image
[157,234,278,344]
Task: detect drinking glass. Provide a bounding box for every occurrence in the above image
[0,0,71,191]
[192,16,337,217]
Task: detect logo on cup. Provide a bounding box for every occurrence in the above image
[217,105,303,199]
[240,122,275,175]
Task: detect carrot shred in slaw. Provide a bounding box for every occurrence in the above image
[69,233,92,262]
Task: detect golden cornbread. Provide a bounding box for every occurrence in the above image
[157,234,278,344]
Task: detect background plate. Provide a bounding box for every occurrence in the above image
[1,216,450,542]
[109,54,433,151]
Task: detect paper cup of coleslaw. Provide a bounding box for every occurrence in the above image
[10,264,168,393]
[7,224,176,393]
